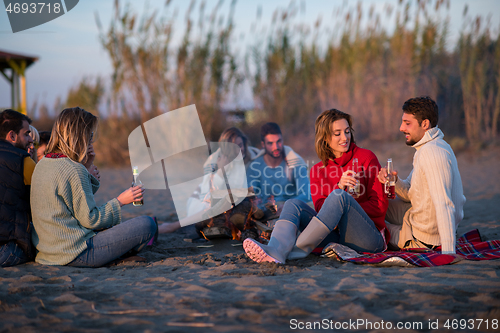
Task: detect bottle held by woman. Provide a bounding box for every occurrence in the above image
[132,166,144,206]
[348,158,361,198]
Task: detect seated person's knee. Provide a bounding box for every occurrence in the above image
[326,188,348,200]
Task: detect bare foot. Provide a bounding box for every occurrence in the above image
[158,221,181,234]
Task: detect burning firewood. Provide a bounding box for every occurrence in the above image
[198,187,278,243]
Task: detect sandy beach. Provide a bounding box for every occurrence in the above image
[1,142,500,332]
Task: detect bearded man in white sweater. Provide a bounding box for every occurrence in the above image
[378,96,466,254]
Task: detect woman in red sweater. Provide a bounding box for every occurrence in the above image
[244,109,389,263]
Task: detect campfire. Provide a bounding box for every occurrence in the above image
[199,188,276,242]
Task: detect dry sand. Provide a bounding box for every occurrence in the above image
[1,143,500,332]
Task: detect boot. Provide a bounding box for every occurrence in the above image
[243,220,298,264]
[287,216,330,260]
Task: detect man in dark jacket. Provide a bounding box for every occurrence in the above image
[0,109,36,266]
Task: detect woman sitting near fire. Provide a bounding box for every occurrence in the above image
[158,127,258,235]
[31,107,157,267]
[243,109,390,263]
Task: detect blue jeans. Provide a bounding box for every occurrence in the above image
[67,216,156,268]
[280,190,385,253]
[0,241,30,267]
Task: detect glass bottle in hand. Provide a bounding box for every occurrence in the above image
[385,158,396,199]
[132,166,144,206]
[349,158,360,198]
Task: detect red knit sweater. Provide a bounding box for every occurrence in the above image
[310,143,390,242]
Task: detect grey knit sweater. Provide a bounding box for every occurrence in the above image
[31,157,121,265]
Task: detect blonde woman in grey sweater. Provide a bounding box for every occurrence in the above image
[31,107,156,267]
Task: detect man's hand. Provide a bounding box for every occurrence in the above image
[378,167,398,184]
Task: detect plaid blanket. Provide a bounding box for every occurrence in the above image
[321,230,500,267]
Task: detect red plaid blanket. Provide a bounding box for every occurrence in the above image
[323,230,500,267]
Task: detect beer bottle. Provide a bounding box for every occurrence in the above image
[132,166,144,206]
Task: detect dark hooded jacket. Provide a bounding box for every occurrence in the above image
[0,139,33,257]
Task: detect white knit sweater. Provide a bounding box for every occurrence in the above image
[395,127,466,254]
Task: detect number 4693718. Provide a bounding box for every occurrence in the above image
[444,319,498,330]
[6,2,61,14]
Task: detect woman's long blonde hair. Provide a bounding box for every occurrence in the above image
[46,107,97,163]
[315,109,355,167]
[218,127,251,165]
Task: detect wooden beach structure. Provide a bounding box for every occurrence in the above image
[0,49,38,115]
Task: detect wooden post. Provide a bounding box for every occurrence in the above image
[12,71,17,111]
[7,59,27,114]
[1,52,38,115]
[0,69,13,110]
[20,60,27,115]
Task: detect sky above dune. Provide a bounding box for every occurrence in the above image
[0,0,499,115]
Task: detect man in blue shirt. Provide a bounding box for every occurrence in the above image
[247,123,311,211]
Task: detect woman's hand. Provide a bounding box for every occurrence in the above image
[338,170,358,190]
[83,143,96,169]
[88,164,101,181]
[116,186,144,207]
[27,143,35,160]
